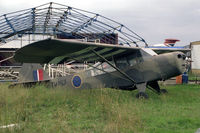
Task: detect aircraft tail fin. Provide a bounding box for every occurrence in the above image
[18,63,51,83]
[164,39,180,47]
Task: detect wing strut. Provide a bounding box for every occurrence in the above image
[91,49,136,85]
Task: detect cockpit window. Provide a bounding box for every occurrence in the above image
[127,54,138,66]
[114,50,143,69]
[115,57,129,69]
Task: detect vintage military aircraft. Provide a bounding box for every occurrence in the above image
[13,38,187,98]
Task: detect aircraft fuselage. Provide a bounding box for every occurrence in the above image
[53,51,186,89]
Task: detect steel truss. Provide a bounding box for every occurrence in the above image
[0,2,147,47]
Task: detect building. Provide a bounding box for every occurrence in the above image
[190,41,200,74]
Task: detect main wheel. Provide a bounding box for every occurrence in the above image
[160,89,168,94]
[136,92,148,99]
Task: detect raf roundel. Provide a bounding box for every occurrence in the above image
[72,75,82,88]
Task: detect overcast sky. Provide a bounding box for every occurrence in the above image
[0,0,199,46]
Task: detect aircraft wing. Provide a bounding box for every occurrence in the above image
[14,38,140,64]
[148,47,191,54]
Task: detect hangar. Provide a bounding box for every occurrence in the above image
[0,2,146,81]
[0,2,146,46]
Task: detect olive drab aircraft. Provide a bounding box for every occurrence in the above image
[13,38,187,98]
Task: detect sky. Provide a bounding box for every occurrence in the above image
[0,0,200,46]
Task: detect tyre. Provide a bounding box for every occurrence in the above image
[136,92,149,99]
[160,89,168,94]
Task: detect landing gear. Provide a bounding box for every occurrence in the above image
[160,89,168,94]
[135,81,168,99]
[147,81,160,94]
[147,81,168,94]
[136,92,148,99]
[135,83,148,99]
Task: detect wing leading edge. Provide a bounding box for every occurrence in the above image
[14,38,140,64]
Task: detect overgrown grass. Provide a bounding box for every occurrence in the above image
[0,83,200,133]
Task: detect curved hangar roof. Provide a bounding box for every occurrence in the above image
[0,2,147,47]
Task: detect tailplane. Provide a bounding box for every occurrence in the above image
[18,63,51,83]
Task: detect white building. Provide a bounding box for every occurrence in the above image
[191,41,200,74]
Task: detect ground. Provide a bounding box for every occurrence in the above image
[0,83,200,133]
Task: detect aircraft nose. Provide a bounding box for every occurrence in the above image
[176,52,186,73]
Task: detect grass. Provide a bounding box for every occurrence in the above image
[0,83,200,133]
[188,71,200,81]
